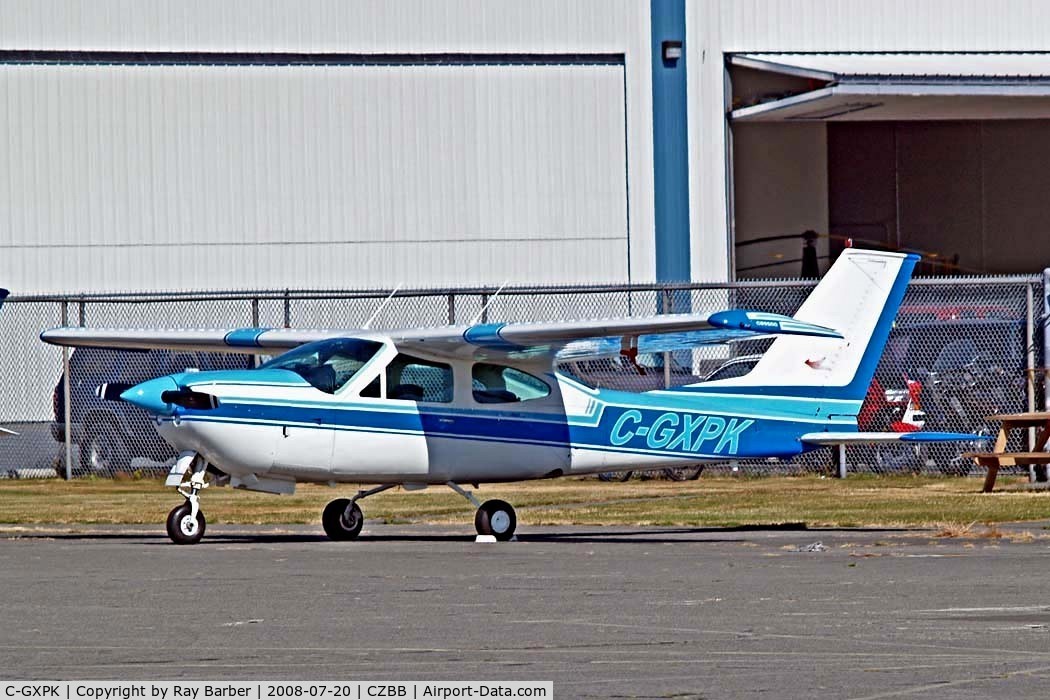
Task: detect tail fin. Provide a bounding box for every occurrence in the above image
[700,249,918,403]
[0,289,7,313]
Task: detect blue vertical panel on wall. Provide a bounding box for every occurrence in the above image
[651,0,690,283]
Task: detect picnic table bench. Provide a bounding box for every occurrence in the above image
[963,412,1050,492]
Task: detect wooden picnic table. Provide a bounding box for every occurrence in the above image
[963,412,1050,492]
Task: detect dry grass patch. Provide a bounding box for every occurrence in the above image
[1,474,1048,529]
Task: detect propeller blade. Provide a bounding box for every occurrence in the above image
[95,383,134,401]
[160,389,221,411]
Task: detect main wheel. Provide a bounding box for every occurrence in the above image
[474,499,516,541]
[166,502,206,545]
[322,498,363,541]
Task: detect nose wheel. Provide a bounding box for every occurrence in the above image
[166,501,206,545]
[474,499,517,541]
[165,452,209,544]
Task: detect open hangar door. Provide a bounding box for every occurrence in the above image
[725,54,1047,473]
[728,53,1050,278]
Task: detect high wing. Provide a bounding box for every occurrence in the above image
[40,310,841,361]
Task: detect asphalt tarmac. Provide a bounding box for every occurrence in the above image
[2,522,1050,699]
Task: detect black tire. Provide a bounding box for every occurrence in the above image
[322,498,363,541]
[474,499,516,541]
[166,502,206,545]
[598,470,633,482]
[80,423,130,476]
[662,466,705,481]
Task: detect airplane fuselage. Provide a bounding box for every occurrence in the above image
[146,367,857,492]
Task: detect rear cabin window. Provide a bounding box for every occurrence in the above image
[386,354,453,403]
[259,338,383,394]
[472,364,550,403]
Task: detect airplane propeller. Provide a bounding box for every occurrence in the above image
[95,383,133,401]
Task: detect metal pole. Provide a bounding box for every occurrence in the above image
[251,297,260,369]
[837,444,847,479]
[1026,282,1037,481]
[61,301,73,480]
[282,291,291,329]
[447,293,455,325]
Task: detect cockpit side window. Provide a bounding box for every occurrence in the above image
[386,354,453,403]
[258,338,383,394]
[472,363,551,403]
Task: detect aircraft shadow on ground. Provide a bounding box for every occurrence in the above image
[5,522,918,545]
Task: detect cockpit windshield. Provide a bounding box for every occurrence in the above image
[259,338,383,394]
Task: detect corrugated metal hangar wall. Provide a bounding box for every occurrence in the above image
[5,0,1050,293]
[0,0,653,293]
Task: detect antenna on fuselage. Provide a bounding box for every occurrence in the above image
[362,284,402,330]
[470,281,509,325]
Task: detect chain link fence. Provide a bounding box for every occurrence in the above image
[0,275,1044,480]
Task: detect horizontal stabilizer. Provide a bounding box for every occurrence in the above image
[801,431,991,446]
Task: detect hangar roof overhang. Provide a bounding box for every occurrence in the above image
[729,53,1050,122]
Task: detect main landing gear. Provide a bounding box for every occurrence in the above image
[166,454,209,545]
[448,482,517,541]
[321,482,518,542]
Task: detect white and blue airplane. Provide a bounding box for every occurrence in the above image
[41,250,978,544]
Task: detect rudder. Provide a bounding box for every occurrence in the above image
[699,249,918,404]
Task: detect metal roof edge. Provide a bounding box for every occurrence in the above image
[728,53,836,82]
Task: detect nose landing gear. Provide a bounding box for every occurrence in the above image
[166,454,209,545]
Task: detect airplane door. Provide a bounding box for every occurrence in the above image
[331,353,448,478]
[331,399,430,477]
[273,421,334,477]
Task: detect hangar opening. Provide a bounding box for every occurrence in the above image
[727,52,1050,278]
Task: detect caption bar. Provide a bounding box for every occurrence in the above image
[2,684,551,700]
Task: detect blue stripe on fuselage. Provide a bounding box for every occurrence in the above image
[174,389,824,460]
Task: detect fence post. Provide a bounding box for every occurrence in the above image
[1026,282,1038,481]
[1038,275,1050,483]
[61,301,73,481]
[447,293,456,325]
[282,291,291,329]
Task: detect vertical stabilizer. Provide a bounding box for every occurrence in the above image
[0,289,7,313]
[699,249,918,403]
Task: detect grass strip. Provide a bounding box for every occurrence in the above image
[1,474,1048,529]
